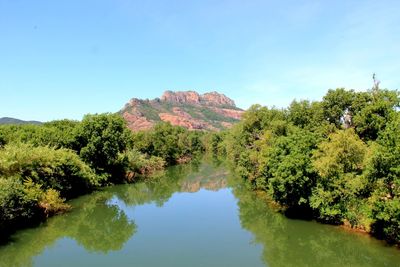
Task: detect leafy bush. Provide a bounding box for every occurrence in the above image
[124,149,165,179]
[39,188,71,216]
[367,113,400,243]
[0,131,6,148]
[310,129,368,224]
[0,143,99,198]
[266,129,318,211]
[0,177,41,236]
[353,89,399,141]
[74,113,131,180]
[132,122,204,165]
[0,120,79,149]
[222,86,400,245]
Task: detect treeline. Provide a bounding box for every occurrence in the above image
[207,87,400,245]
[0,114,204,240]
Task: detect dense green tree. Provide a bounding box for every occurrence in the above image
[132,122,184,164]
[41,119,80,148]
[124,149,165,178]
[0,178,41,237]
[74,113,131,180]
[350,91,372,115]
[353,89,399,141]
[0,120,79,149]
[288,100,325,130]
[177,130,204,159]
[366,113,400,243]
[132,122,204,165]
[232,176,398,267]
[321,88,355,127]
[2,85,400,247]
[0,132,5,148]
[202,131,227,156]
[235,105,286,145]
[0,143,98,198]
[225,105,286,169]
[0,113,210,242]
[0,124,41,145]
[311,129,368,224]
[218,86,400,244]
[266,129,318,212]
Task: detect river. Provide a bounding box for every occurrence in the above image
[0,159,399,267]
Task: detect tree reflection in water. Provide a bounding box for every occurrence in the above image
[230,177,400,267]
[0,158,229,267]
[0,191,136,267]
[4,159,397,267]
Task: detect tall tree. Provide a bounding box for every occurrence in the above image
[311,129,368,224]
[75,113,131,179]
[321,88,355,127]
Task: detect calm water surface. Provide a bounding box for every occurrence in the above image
[1,159,400,267]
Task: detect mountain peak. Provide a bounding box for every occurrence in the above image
[161,90,236,107]
[161,90,201,105]
[121,90,243,131]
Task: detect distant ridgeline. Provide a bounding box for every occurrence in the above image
[120,91,244,131]
[0,117,42,125]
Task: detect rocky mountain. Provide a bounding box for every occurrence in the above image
[0,117,42,125]
[120,91,244,131]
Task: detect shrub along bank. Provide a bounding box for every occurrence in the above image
[208,86,400,245]
[0,114,204,240]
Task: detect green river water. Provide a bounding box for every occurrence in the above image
[0,159,399,267]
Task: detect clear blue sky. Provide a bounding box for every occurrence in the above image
[1,0,399,121]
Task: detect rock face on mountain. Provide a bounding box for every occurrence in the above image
[120,91,244,131]
[161,91,236,107]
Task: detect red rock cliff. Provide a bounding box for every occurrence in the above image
[120,90,243,131]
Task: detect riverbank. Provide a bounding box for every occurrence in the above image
[211,87,400,246]
[0,115,205,242]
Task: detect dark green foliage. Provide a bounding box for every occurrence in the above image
[266,129,318,211]
[132,122,185,164]
[42,119,80,148]
[0,112,203,242]
[353,89,399,141]
[124,149,165,178]
[2,85,399,247]
[371,195,400,244]
[0,144,98,199]
[0,178,41,236]
[225,105,286,165]
[0,120,79,149]
[288,100,325,130]
[367,113,400,243]
[132,122,204,165]
[321,88,354,127]
[74,113,131,180]
[221,86,400,245]
[0,132,5,148]
[177,130,204,158]
[311,129,368,224]
[203,131,227,156]
[0,124,43,145]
